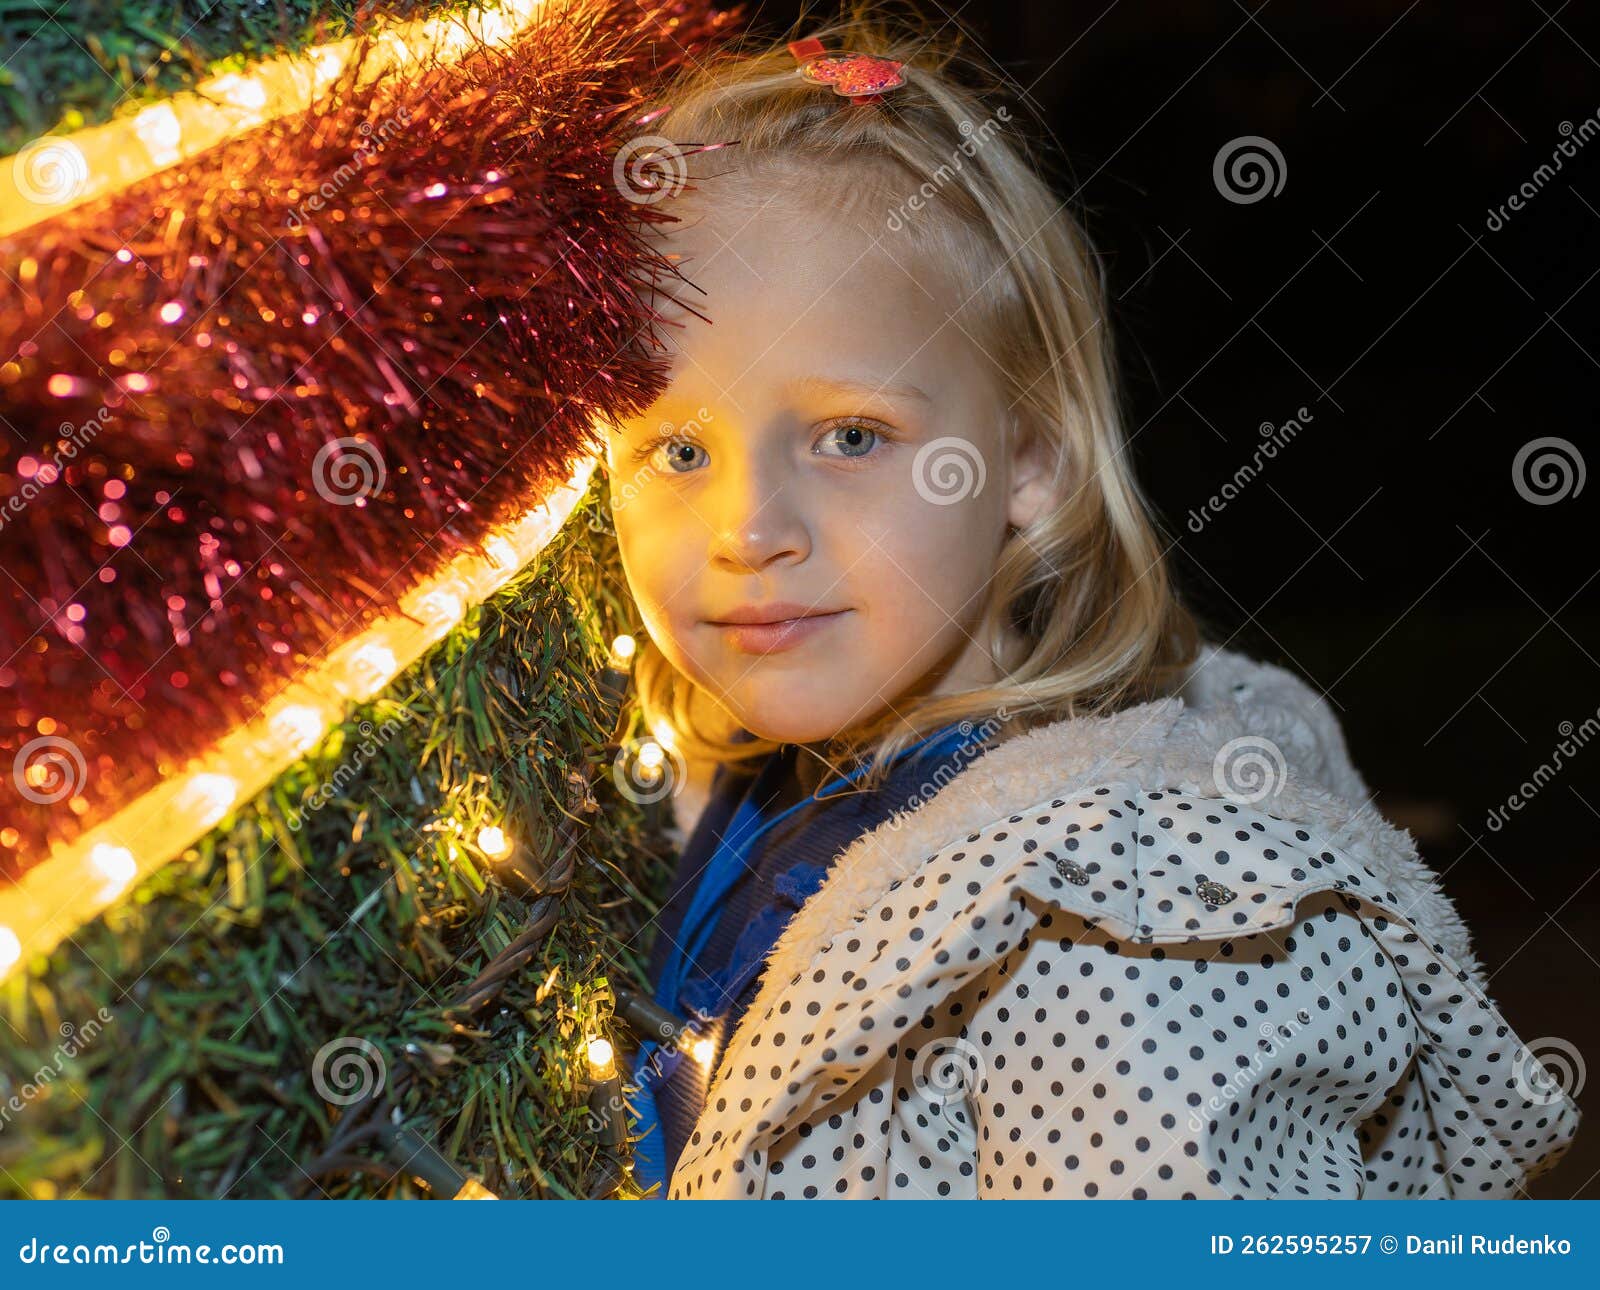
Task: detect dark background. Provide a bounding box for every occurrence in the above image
[742,0,1598,1197]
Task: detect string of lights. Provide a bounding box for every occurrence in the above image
[285,633,694,1199]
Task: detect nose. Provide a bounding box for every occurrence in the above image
[706,457,810,573]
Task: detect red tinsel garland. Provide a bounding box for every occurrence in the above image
[0,0,741,881]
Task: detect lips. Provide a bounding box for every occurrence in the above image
[706,602,846,626]
[705,607,851,655]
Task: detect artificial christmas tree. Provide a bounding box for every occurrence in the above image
[0,0,741,1198]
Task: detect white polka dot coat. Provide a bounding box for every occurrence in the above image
[666,644,1581,1198]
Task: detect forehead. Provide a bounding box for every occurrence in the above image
[640,182,976,400]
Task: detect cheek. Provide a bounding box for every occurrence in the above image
[848,491,1003,624]
[611,509,672,637]
[611,494,711,679]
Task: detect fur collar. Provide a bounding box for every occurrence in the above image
[731,642,1482,1060]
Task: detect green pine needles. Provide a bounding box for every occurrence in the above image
[0,482,672,1199]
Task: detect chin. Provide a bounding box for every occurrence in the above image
[727,712,838,747]
[719,689,875,748]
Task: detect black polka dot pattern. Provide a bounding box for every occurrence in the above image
[667,788,1582,1198]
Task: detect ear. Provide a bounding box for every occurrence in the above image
[1006,413,1059,531]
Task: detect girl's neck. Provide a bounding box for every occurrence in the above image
[791,740,845,798]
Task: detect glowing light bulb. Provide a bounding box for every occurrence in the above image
[413,588,465,640]
[0,926,20,974]
[476,825,511,859]
[649,719,677,753]
[586,1036,616,1081]
[691,1037,715,1067]
[209,73,269,112]
[636,740,664,784]
[89,843,137,901]
[132,103,182,167]
[607,634,636,669]
[345,642,397,699]
[484,536,518,572]
[311,47,343,88]
[182,773,237,828]
[270,704,326,756]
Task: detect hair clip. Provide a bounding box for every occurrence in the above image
[787,36,907,105]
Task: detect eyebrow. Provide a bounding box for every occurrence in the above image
[785,374,934,405]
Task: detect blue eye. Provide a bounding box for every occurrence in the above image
[646,438,708,473]
[818,423,878,459]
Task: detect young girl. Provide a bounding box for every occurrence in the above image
[602,5,1581,1199]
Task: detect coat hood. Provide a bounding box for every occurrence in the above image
[668,643,1581,1198]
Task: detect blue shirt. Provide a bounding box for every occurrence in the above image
[631,723,999,1193]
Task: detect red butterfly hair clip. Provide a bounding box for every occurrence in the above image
[787,37,907,105]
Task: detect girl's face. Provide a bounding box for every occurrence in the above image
[605,186,1054,746]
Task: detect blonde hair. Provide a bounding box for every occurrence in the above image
[623,0,1204,790]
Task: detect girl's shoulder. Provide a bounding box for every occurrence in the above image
[685,651,1582,1196]
[910,786,1579,1196]
[687,779,1581,1198]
